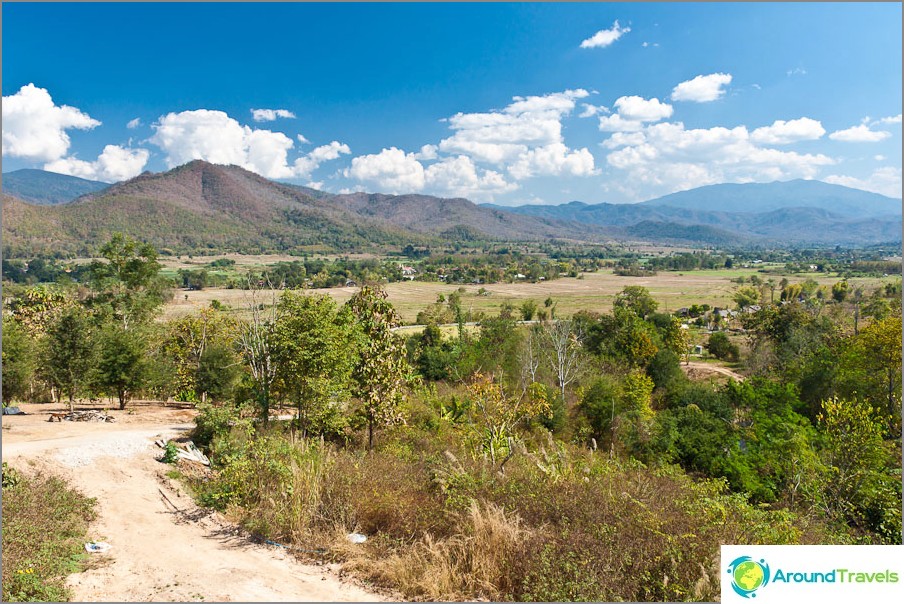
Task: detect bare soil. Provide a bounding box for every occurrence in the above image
[1,402,388,602]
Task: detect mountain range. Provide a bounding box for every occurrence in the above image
[2,163,901,256]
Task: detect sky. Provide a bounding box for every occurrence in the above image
[2,2,902,205]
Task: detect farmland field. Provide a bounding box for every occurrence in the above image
[161,266,898,323]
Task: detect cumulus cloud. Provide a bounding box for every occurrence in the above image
[44,145,149,182]
[670,73,732,103]
[435,89,595,180]
[293,141,351,178]
[750,117,826,145]
[578,103,609,118]
[345,147,426,193]
[250,108,296,122]
[2,83,101,162]
[828,124,891,143]
[508,143,597,179]
[149,109,348,179]
[603,121,836,199]
[345,148,517,200]
[126,118,142,129]
[599,96,673,132]
[824,167,902,198]
[580,20,630,49]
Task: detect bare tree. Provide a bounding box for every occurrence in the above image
[237,277,278,423]
[542,319,583,402]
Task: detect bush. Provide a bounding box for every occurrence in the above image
[2,469,96,602]
[707,331,739,362]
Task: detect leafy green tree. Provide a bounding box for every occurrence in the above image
[162,307,238,401]
[839,314,902,430]
[90,322,149,409]
[613,286,658,318]
[272,292,357,437]
[2,318,37,404]
[732,286,760,310]
[42,306,95,411]
[707,332,739,362]
[88,232,168,328]
[346,286,410,450]
[520,299,537,321]
[578,375,623,446]
[196,343,241,403]
[831,280,848,303]
[818,397,900,541]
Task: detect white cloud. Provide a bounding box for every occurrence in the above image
[598,96,673,132]
[787,67,807,77]
[44,145,149,182]
[345,147,426,193]
[296,134,311,144]
[670,73,733,103]
[508,143,597,179]
[293,141,351,178]
[580,20,630,49]
[250,108,296,122]
[305,181,324,190]
[578,103,609,118]
[436,89,595,181]
[874,154,886,161]
[424,155,518,200]
[828,124,891,143]
[824,167,902,198]
[873,114,902,126]
[150,109,348,179]
[345,148,517,200]
[2,83,101,162]
[601,131,647,149]
[603,121,836,199]
[126,118,142,129]
[415,144,438,160]
[750,117,826,145]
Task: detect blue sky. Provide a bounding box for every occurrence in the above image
[2,2,901,204]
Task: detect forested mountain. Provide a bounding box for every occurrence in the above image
[1,168,109,205]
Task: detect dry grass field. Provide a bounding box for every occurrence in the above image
[161,268,897,324]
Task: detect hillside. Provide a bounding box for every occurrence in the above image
[1,169,109,205]
[486,180,902,245]
[2,162,427,256]
[643,179,902,218]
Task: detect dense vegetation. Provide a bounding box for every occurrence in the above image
[2,233,901,601]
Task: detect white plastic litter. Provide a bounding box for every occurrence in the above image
[85,541,112,554]
[346,533,367,544]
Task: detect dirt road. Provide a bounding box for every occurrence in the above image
[681,361,746,382]
[1,404,386,602]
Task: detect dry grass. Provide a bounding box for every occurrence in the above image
[161,268,896,323]
[347,501,527,601]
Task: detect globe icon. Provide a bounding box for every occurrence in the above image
[733,560,765,592]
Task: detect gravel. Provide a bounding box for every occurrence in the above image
[55,436,156,468]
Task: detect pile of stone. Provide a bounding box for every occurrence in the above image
[48,410,116,423]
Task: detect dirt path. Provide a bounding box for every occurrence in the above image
[681,361,746,382]
[1,405,387,602]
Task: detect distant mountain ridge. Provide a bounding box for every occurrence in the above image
[484,179,902,245]
[1,168,109,205]
[2,165,900,256]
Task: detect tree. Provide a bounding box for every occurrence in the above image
[520,299,537,321]
[840,313,902,429]
[346,286,410,450]
[831,280,848,303]
[2,317,37,404]
[733,286,760,310]
[162,307,238,402]
[272,292,357,436]
[542,319,583,403]
[237,278,278,423]
[42,306,95,411]
[614,286,658,318]
[707,332,739,362]
[90,322,149,409]
[196,343,241,403]
[818,397,899,540]
[88,232,167,329]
